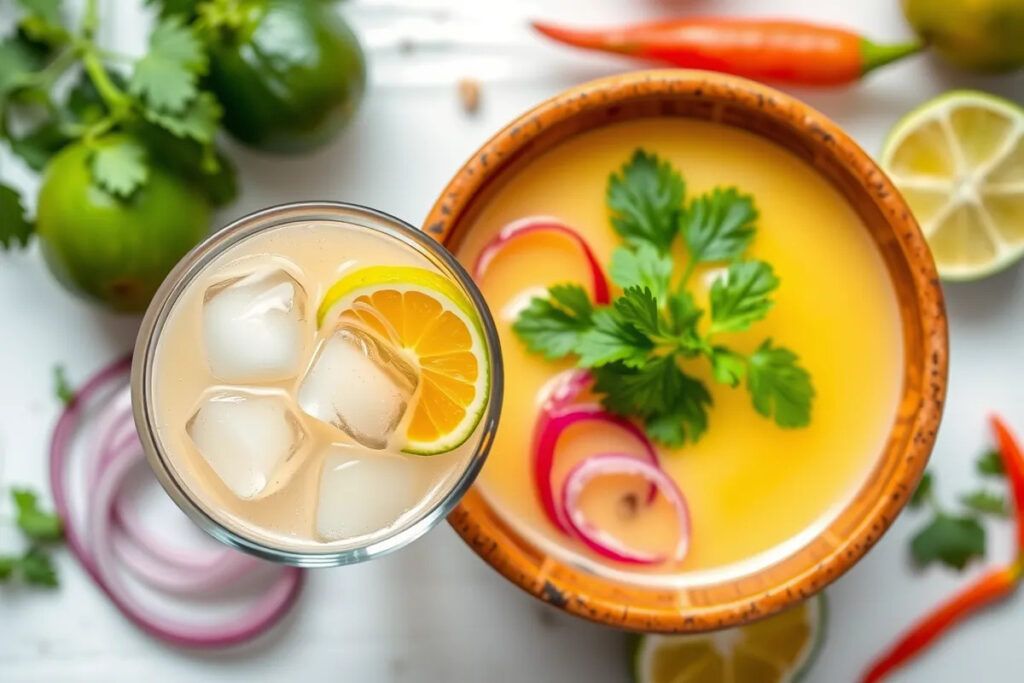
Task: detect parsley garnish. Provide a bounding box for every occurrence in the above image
[513,149,815,446]
[0,488,63,589]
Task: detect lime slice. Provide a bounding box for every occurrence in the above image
[318,266,490,455]
[632,595,827,683]
[880,90,1024,280]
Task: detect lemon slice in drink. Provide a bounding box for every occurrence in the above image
[317,266,489,455]
[632,595,826,683]
[880,90,1024,280]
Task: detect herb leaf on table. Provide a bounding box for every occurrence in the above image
[514,148,814,446]
[907,456,1012,571]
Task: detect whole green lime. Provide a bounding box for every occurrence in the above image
[903,0,1024,72]
[36,136,210,312]
[205,0,366,153]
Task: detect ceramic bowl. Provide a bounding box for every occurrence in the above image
[425,70,947,632]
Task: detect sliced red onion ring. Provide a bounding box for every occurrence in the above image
[49,356,304,648]
[532,384,658,534]
[560,454,691,565]
[472,216,611,304]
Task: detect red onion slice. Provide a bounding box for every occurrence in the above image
[532,382,659,534]
[49,356,304,648]
[560,453,691,565]
[472,216,611,304]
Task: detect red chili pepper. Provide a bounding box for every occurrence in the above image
[861,415,1024,681]
[991,415,1024,553]
[532,18,921,86]
[861,564,1021,683]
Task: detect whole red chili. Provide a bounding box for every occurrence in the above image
[860,415,1024,682]
[532,18,920,86]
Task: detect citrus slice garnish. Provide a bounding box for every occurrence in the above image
[317,266,489,455]
[632,595,826,683]
[880,90,1024,280]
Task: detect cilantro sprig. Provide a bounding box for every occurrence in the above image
[907,449,1011,572]
[513,149,814,446]
[0,0,235,250]
[0,489,63,588]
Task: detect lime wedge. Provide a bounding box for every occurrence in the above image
[632,595,827,683]
[880,90,1024,281]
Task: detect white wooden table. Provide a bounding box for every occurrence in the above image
[3,1,1024,680]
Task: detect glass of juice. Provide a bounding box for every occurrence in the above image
[132,202,502,566]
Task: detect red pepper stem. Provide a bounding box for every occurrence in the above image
[861,565,1020,682]
[859,39,921,75]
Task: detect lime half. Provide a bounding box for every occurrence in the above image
[632,595,827,683]
[881,90,1024,280]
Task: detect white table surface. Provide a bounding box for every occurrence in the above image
[3,1,1024,681]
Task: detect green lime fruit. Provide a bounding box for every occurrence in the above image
[631,594,827,683]
[35,136,210,312]
[903,0,1024,72]
[204,0,366,154]
[880,90,1024,281]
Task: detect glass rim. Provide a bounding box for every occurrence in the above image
[131,201,504,568]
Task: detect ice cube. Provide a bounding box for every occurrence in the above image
[297,323,419,449]
[187,390,305,500]
[202,266,308,383]
[315,451,432,541]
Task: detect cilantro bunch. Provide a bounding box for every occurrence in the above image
[0,0,233,217]
[513,149,815,447]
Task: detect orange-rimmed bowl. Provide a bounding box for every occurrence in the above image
[426,70,947,632]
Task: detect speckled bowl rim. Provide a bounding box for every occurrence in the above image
[426,70,947,632]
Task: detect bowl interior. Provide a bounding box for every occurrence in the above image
[428,71,946,632]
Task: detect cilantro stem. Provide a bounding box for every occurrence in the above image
[83,0,99,40]
[81,51,131,119]
[678,256,698,291]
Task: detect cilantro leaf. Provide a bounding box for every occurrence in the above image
[960,490,1008,517]
[609,244,674,302]
[977,449,1005,477]
[90,139,150,198]
[19,546,58,587]
[643,383,712,447]
[513,284,593,360]
[746,340,814,428]
[16,0,66,45]
[0,556,15,581]
[594,356,711,445]
[606,149,684,253]
[910,513,986,571]
[12,489,63,542]
[9,118,70,171]
[53,364,74,406]
[709,260,779,333]
[130,119,237,207]
[909,471,934,508]
[683,187,757,263]
[0,184,34,250]
[0,33,48,98]
[613,287,661,337]
[576,307,653,368]
[666,290,702,341]
[710,347,746,387]
[130,16,207,114]
[143,91,221,144]
[147,0,202,19]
